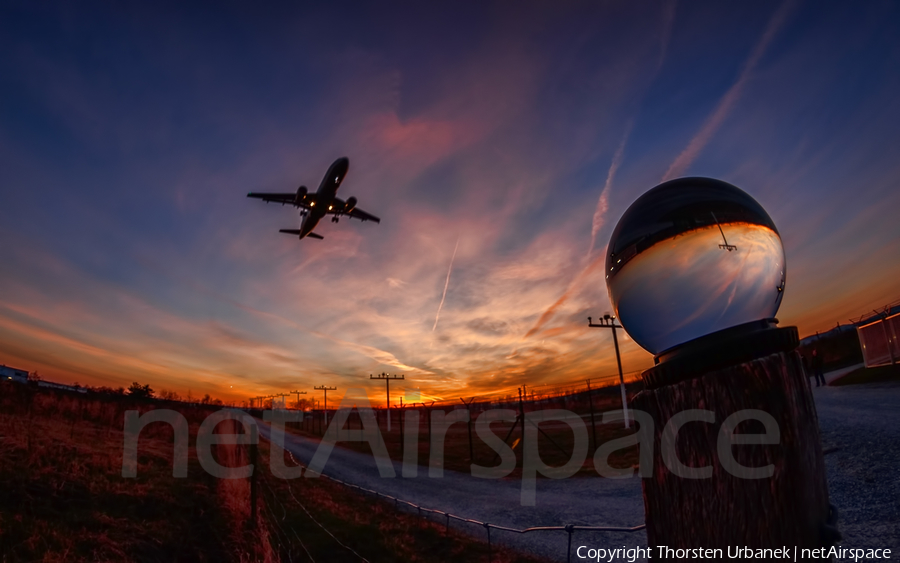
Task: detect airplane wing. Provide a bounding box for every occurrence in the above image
[346,207,380,223]
[247,192,315,209]
[325,197,381,223]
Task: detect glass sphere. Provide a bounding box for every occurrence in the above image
[606,177,785,355]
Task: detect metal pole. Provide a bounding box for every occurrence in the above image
[426,401,434,445]
[588,316,630,428]
[518,388,526,444]
[370,373,404,433]
[314,386,336,428]
[586,379,598,451]
[610,323,631,428]
[461,397,475,461]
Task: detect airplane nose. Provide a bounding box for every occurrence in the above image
[333,158,349,180]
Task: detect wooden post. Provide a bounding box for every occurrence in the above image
[248,433,258,529]
[635,349,836,557]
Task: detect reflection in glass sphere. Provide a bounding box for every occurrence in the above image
[606,178,785,356]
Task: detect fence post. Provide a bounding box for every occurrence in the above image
[249,435,258,529]
[484,523,492,563]
[565,524,574,563]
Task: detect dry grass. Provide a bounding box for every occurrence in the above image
[255,443,553,563]
[0,382,266,562]
[0,382,554,563]
[214,419,279,563]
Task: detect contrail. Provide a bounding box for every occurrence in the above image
[432,236,460,332]
[524,254,606,338]
[663,0,796,181]
[526,2,679,340]
[657,1,677,71]
[587,1,674,258]
[588,121,633,258]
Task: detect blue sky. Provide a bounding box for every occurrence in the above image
[1,1,899,403]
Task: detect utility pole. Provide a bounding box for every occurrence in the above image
[460,397,475,461]
[399,397,404,447]
[314,386,336,426]
[517,387,526,443]
[370,372,404,432]
[273,392,290,409]
[588,314,630,428]
[586,379,598,451]
[290,390,307,409]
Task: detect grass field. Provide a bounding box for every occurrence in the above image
[279,388,642,478]
[0,381,552,562]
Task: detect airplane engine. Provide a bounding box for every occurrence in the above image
[295,186,307,205]
[344,196,357,213]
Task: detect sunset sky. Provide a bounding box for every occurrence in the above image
[1,1,899,404]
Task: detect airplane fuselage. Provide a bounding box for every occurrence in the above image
[298,157,349,238]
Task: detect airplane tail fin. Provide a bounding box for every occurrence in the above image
[307,232,324,240]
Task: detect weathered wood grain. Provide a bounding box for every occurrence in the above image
[635,350,832,560]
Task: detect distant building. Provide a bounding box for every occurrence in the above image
[1,364,29,384]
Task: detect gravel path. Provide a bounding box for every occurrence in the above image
[814,381,900,557]
[259,380,900,562]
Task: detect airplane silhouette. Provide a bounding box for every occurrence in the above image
[248,157,380,240]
